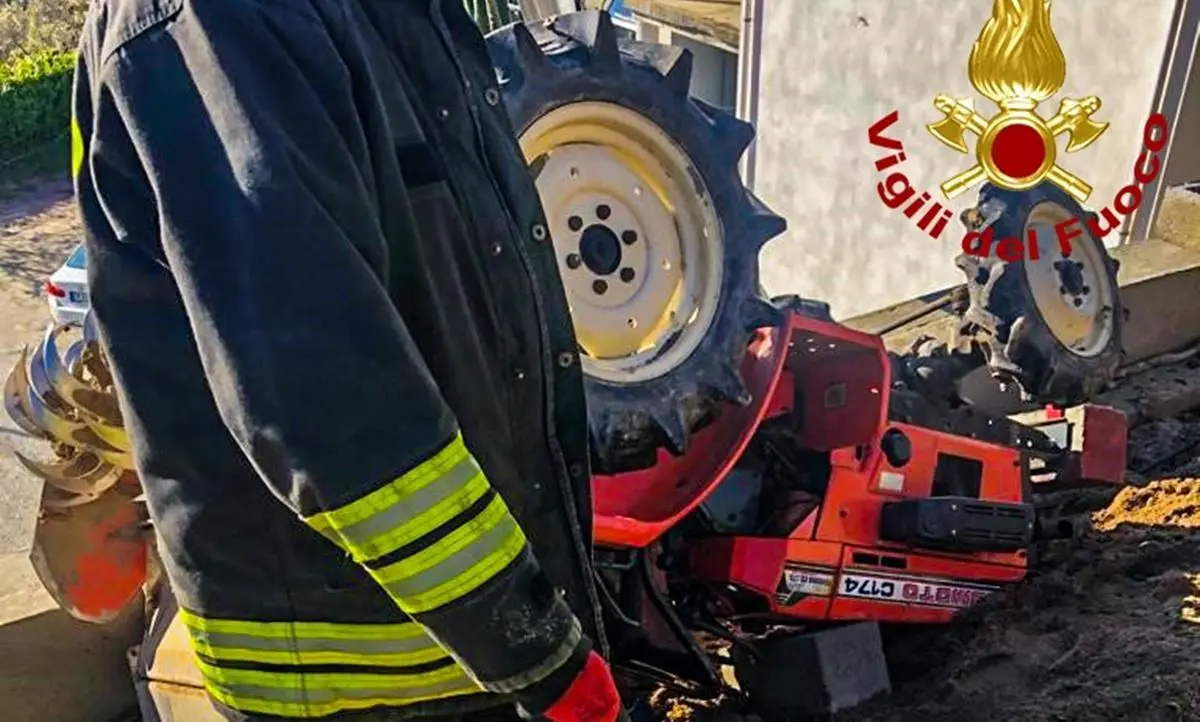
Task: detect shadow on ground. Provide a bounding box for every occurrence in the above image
[0,177,77,299]
[0,601,142,722]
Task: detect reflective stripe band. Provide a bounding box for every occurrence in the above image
[303,433,492,563]
[196,657,481,718]
[302,432,528,613]
[178,610,450,667]
[70,116,84,180]
[337,456,488,562]
[305,433,471,535]
[372,494,528,614]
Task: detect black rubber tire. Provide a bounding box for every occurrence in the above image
[487,11,784,474]
[954,182,1123,404]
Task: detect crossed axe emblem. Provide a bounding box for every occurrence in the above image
[928,94,1109,203]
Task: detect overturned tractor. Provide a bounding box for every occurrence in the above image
[4,9,1130,720]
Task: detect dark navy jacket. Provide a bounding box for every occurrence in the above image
[70,0,604,718]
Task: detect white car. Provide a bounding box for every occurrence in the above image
[45,244,90,327]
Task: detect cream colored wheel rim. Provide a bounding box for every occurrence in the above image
[1022,201,1115,357]
[520,101,724,384]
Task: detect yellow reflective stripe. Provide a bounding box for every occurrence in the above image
[371,495,528,614]
[189,638,449,668]
[70,115,84,179]
[196,657,481,719]
[178,608,432,640]
[302,433,504,564]
[335,459,490,563]
[299,432,528,614]
[305,516,342,546]
[306,433,470,531]
[178,609,450,666]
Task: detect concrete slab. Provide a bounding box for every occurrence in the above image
[847,239,1200,359]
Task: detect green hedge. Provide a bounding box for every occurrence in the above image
[0,49,75,162]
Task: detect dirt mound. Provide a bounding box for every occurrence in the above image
[839,479,1200,722]
[1094,479,1200,531]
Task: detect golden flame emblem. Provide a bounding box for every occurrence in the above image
[927,0,1108,202]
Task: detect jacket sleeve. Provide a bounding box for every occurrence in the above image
[76,2,588,710]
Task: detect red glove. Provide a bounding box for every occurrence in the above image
[543,650,622,722]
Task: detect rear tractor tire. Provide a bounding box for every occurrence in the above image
[487,11,785,473]
[956,182,1124,404]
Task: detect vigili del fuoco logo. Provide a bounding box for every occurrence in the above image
[868,0,1170,261]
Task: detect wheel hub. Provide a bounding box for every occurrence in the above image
[520,101,724,384]
[578,222,623,277]
[1022,202,1114,357]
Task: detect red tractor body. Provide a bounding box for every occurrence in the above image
[591,312,1126,646]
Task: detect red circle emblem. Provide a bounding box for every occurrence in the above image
[990,124,1046,179]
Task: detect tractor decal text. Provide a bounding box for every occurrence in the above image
[838,571,997,609]
[868,110,954,242]
[775,564,837,607]
[786,566,836,595]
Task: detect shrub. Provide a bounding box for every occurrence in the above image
[0,0,89,63]
[0,48,74,164]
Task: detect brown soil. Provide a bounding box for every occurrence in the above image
[840,480,1200,722]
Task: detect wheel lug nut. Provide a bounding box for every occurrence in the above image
[621,230,638,246]
[619,267,635,283]
[568,215,583,232]
[566,253,582,270]
[593,279,608,295]
[596,204,611,220]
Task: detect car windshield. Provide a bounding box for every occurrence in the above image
[65,245,86,269]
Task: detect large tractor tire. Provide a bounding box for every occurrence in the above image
[487,11,785,473]
[955,182,1123,404]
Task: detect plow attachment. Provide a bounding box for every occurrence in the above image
[5,317,150,623]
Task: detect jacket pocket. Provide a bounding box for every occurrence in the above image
[396,140,448,189]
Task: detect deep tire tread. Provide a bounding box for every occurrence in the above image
[955,182,1123,404]
[487,10,784,473]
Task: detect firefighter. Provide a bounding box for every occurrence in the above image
[69,0,621,720]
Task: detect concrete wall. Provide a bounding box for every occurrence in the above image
[748,0,1181,319]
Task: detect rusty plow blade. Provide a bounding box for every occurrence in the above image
[24,341,112,451]
[41,323,125,429]
[29,474,150,623]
